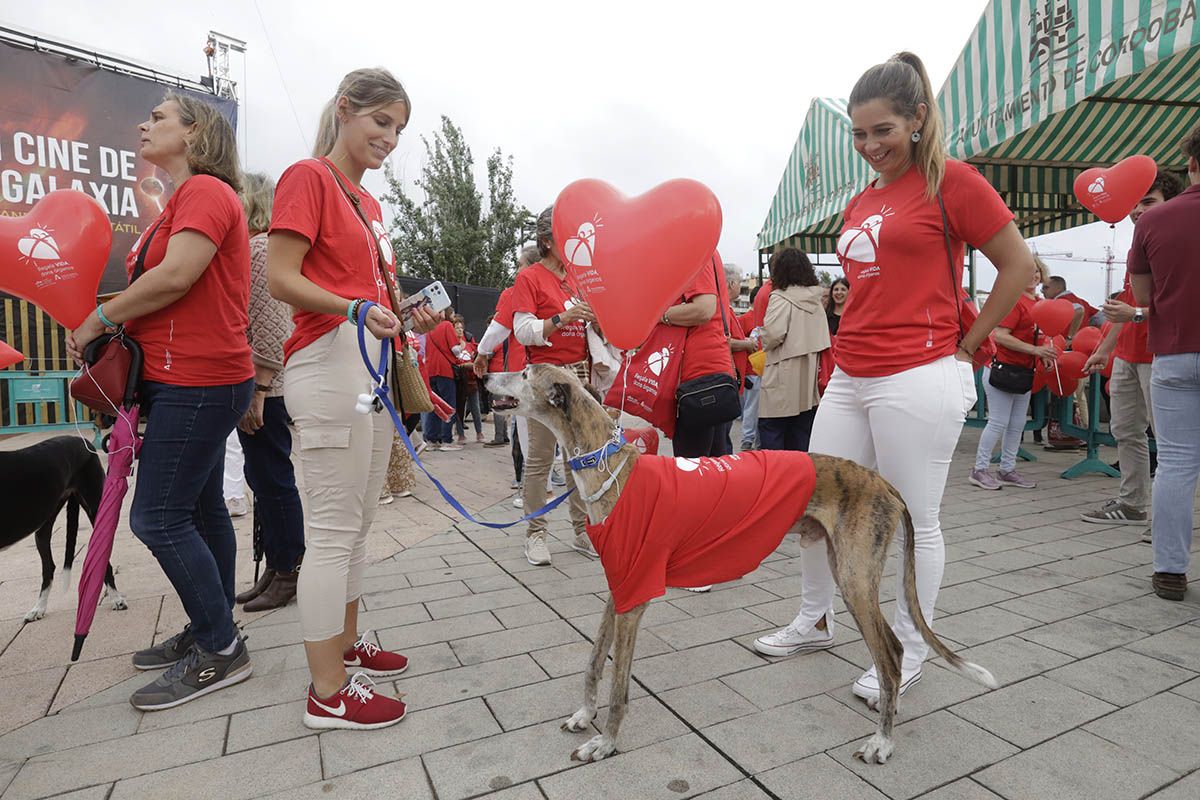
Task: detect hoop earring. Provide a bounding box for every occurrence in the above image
[911,131,922,143]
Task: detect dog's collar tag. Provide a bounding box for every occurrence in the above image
[568,427,626,471]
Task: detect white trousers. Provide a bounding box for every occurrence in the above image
[790,355,976,671]
[223,430,245,501]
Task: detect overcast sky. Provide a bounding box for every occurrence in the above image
[10,0,1136,303]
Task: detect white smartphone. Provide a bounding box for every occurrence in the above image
[396,281,452,331]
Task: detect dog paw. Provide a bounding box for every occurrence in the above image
[23,608,45,623]
[854,733,894,764]
[561,707,597,732]
[571,734,616,762]
[110,596,129,611]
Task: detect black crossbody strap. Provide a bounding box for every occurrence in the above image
[130,218,166,284]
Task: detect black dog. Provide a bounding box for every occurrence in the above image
[0,436,126,622]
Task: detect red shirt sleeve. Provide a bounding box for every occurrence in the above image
[510,270,539,315]
[270,162,323,244]
[998,303,1024,331]
[170,175,238,248]
[941,161,1015,249]
[1127,225,1150,275]
[495,288,515,328]
[681,264,716,302]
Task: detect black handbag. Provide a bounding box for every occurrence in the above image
[675,258,741,427]
[988,360,1035,394]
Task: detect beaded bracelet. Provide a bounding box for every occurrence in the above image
[347,298,367,323]
[96,304,117,328]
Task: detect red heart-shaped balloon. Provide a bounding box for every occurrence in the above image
[1070,326,1102,355]
[1031,299,1077,338]
[0,340,24,369]
[552,178,722,349]
[0,190,113,329]
[1073,155,1158,224]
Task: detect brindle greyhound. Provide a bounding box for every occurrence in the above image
[486,365,996,765]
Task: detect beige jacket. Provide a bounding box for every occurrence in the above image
[759,284,831,418]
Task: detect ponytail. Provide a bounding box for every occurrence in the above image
[849,51,946,199]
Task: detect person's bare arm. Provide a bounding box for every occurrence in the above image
[963,223,1033,360]
[662,294,716,327]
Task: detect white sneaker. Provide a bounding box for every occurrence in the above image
[683,585,713,593]
[570,532,598,558]
[415,441,429,455]
[512,496,524,508]
[378,493,394,506]
[227,496,249,518]
[439,443,463,452]
[395,490,412,499]
[525,533,551,566]
[753,616,835,657]
[851,665,923,707]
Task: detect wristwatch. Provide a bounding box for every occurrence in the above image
[550,314,562,328]
[1132,307,1147,323]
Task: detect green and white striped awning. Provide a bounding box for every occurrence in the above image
[939,0,1200,236]
[755,98,873,253]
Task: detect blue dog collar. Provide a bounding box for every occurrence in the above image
[568,428,626,471]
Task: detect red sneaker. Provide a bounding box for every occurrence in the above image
[343,631,409,677]
[303,673,407,730]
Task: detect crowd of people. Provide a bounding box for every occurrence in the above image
[62,51,1199,734]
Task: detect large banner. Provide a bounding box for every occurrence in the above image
[0,39,237,295]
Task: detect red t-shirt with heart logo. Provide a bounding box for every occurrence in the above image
[510,263,588,365]
[271,158,395,363]
[586,451,816,613]
[835,160,1013,377]
[123,175,253,386]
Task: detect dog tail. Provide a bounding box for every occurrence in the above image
[62,495,80,593]
[896,490,998,690]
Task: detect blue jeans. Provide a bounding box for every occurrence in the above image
[130,379,253,652]
[425,376,457,443]
[759,408,818,451]
[1150,353,1200,575]
[237,396,305,573]
[740,377,760,446]
[975,368,1031,473]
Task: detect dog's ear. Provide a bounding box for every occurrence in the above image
[547,381,572,420]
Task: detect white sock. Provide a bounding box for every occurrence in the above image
[216,637,239,656]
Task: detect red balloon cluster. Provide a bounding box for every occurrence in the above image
[1031,299,1076,337]
[552,178,723,349]
[0,191,113,329]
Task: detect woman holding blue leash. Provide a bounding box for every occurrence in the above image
[267,67,437,732]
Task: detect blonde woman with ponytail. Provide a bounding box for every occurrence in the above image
[754,52,1032,705]
[268,67,438,731]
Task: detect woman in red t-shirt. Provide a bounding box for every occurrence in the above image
[753,53,1033,707]
[658,252,738,457]
[511,206,597,566]
[66,93,254,710]
[970,263,1057,490]
[267,68,437,732]
[452,317,483,443]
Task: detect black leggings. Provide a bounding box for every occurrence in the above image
[672,417,733,458]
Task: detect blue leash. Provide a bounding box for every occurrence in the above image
[355,302,575,529]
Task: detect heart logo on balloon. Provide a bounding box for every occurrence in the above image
[1073,155,1157,224]
[552,178,722,349]
[0,190,113,329]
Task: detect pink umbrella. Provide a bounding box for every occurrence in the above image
[72,404,141,661]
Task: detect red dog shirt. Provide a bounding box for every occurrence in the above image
[587,451,816,613]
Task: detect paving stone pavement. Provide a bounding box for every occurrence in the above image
[2,425,1200,799]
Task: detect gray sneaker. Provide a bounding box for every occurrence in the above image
[525,532,552,566]
[132,624,195,671]
[130,639,252,711]
[570,532,599,559]
[968,469,1002,490]
[998,470,1037,489]
[1081,500,1147,525]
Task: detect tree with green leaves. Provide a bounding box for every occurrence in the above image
[383,115,531,288]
